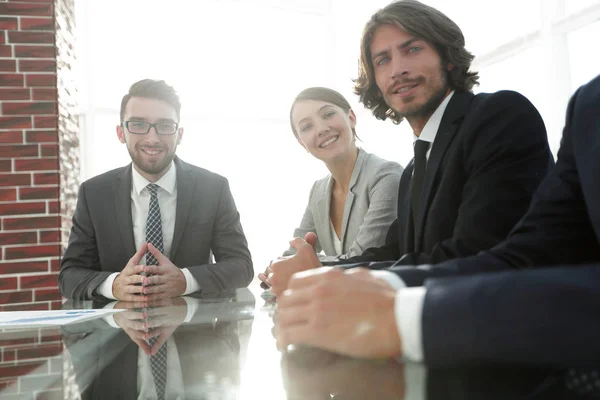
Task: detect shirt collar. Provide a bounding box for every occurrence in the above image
[131,161,177,195]
[413,90,455,144]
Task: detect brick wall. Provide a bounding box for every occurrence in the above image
[0,0,79,311]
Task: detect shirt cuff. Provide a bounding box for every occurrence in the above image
[395,286,426,362]
[101,300,120,328]
[97,272,119,300]
[182,296,199,323]
[404,362,427,400]
[370,270,407,290]
[182,268,200,295]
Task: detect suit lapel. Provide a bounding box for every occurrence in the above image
[170,157,195,261]
[414,91,473,248]
[114,164,136,256]
[340,149,366,249]
[316,176,335,253]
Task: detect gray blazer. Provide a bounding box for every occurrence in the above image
[59,157,254,300]
[284,149,403,259]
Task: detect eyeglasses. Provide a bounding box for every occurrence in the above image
[121,120,179,135]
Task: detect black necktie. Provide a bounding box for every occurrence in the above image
[145,183,164,266]
[144,184,168,399]
[412,139,430,221]
[565,368,600,397]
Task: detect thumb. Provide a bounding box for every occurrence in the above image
[304,232,318,249]
[147,243,167,263]
[289,237,308,250]
[131,243,148,264]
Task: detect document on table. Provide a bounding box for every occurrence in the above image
[0,309,124,329]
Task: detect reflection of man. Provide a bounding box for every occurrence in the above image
[63,290,254,400]
[276,75,600,394]
[265,0,553,295]
[59,79,253,301]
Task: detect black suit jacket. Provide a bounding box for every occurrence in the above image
[336,90,553,269]
[59,157,253,300]
[413,74,600,367]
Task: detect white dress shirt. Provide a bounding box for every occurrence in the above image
[97,162,200,298]
[103,297,200,400]
[373,91,456,362]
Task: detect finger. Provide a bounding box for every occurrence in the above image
[304,232,318,248]
[277,303,312,328]
[142,283,168,295]
[133,337,152,355]
[116,291,148,302]
[277,324,316,349]
[125,273,146,286]
[288,237,308,250]
[129,243,148,267]
[258,273,268,283]
[142,265,166,276]
[147,243,168,264]
[145,292,170,302]
[277,286,315,309]
[150,331,170,355]
[121,263,145,278]
[288,267,341,289]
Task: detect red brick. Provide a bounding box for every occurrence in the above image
[39,230,59,243]
[34,116,56,129]
[0,231,37,246]
[0,291,33,304]
[40,328,61,340]
[5,244,60,260]
[15,158,57,171]
[0,277,17,290]
[49,258,59,272]
[0,159,11,171]
[20,17,54,31]
[0,74,24,87]
[2,349,16,362]
[0,173,31,187]
[47,200,58,213]
[41,144,57,157]
[1,302,48,311]
[19,59,56,73]
[0,260,48,274]
[0,116,32,130]
[33,172,58,185]
[19,186,58,200]
[21,273,58,289]
[17,343,62,360]
[14,45,55,58]
[26,74,56,87]
[0,188,17,201]
[0,201,46,215]
[0,45,12,57]
[32,88,56,101]
[0,88,30,100]
[0,3,53,17]
[8,31,54,44]
[0,361,45,380]
[26,130,57,143]
[50,300,62,310]
[3,216,59,230]
[34,288,61,302]
[0,59,16,72]
[0,336,36,347]
[2,101,55,116]
[0,131,23,144]
[0,17,18,30]
[0,144,38,157]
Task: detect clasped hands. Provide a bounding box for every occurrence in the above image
[259,232,403,359]
[112,242,186,302]
[113,297,187,355]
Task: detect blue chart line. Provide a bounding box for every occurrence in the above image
[0,310,97,324]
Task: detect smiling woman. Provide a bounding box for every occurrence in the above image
[276,87,404,262]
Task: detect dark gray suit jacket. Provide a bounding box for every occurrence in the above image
[59,157,253,300]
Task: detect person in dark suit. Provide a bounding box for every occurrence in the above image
[275,74,600,394]
[265,0,553,296]
[59,79,253,301]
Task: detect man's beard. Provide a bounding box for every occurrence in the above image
[128,144,175,176]
[390,65,449,120]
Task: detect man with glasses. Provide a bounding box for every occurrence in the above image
[59,79,253,301]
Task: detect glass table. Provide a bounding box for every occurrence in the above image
[0,283,574,399]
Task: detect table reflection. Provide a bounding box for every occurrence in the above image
[0,285,580,399]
